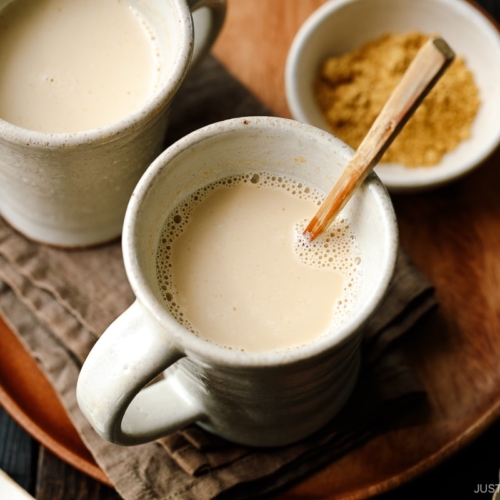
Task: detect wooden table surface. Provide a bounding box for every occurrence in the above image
[3,0,500,499]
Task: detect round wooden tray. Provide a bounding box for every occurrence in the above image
[3,1,500,498]
[0,315,110,486]
[2,273,500,499]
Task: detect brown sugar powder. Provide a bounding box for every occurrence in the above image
[314,32,480,167]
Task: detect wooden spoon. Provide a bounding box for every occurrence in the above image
[303,37,455,241]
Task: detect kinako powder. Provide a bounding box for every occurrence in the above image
[314,31,480,167]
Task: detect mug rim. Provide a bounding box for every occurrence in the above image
[0,0,194,148]
[123,116,399,367]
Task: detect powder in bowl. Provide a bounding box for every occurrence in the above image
[314,31,480,167]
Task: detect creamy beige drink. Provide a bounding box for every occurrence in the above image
[0,0,159,133]
[156,173,363,352]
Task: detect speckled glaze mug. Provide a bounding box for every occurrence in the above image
[77,117,398,447]
[0,0,225,247]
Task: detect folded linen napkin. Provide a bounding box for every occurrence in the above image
[0,56,437,500]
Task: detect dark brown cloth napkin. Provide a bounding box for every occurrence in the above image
[0,56,437,500]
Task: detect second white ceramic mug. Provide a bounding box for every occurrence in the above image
[77,117,398,447]
[0,0,225,247]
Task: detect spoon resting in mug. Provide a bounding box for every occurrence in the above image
[303,37,455,241]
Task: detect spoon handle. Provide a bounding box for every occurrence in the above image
[304,37,455,241]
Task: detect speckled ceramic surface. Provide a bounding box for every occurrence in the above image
[77,117,398,447]
[0,0,225,247]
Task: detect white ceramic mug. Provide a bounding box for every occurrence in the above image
[0,0,225,247]
[77,117,398,447]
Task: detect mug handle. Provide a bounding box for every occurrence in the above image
[187,0,226,68]
[76,300,205,445]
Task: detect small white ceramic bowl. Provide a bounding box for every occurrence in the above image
[285,0,500,192]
